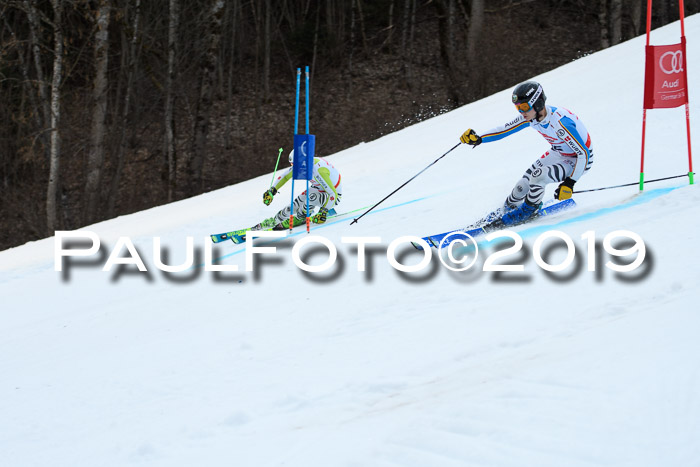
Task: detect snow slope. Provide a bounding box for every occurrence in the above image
[2,17,699,467]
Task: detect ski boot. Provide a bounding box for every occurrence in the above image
[500,200,542,227]
[467,202,517,230]
[272,215,306,231]
[249,216,277,231]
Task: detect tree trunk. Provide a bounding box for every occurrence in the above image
[23,0,51,141]
[610,0,622,45]
[379,1,395,51]
[356,0,369,56]
[263,0,271,102]
[47,0,64,234]
[466,0,484,99]
[188,0,225,196]
[599,0,610,48]
[629,0,643,37]
[311,3,320,80]
[436,0,465,104]
[3,14,44,152]
[108,0,141,218]
[84,0,111,224]
[165,0,179,202]
[224,0,238,150]
[400,0,417,89]
[658,1,670,26]
[348,0,356,99]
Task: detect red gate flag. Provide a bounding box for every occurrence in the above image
[643,37,689,109]
[639,0,694,190]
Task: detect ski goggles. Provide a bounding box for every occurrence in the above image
[513,85,543,113]
[514,101,533,113]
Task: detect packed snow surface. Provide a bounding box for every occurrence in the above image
[2,16,699,467]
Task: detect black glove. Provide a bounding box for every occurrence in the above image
[554,177,576,200]
[263,187,277,205]
[460,128,482,146]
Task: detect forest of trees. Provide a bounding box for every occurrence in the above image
[1,0,697,250]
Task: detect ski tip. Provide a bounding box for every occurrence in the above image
[230,235,246,244]
[211,234,228,243]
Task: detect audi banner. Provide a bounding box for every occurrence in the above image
[643,37,689,109]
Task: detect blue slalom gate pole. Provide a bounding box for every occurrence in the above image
[294,68,301,135]
[305,66,311,232]
[290,68,301,230]
[305,66,310,134]
[289,66,315,233]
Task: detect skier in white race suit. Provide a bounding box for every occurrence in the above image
[255,150,342,230]
[460,80,594,226]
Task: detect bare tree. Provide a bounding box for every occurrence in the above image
[3,12,45,156]
[356,0,369,56]
[46,0,64,233]
[165,0,179,201]
[23,0,51,143]
[263,0,271,101]
[224,0,239,150]
[311,1,320,76]
[466,0,484,99]
[84,0,111,224]
[658,0,670,26]
[187,0,225,196]
[400,0,417,89]
[610,0,622,46]
[348,0,356,98]
[599,0,610,48]
[383,1,395,50]
[436,0,466,104]
[629,0,643,37]
[108,0,141,218]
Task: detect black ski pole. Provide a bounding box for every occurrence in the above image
[574,173,694,193]
[351,142,462,225]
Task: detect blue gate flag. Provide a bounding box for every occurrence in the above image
[292,134,315,180]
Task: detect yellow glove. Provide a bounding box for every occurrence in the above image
[263,187,277,205]
[312,207,329,224]
[554,178,575,200]
[460,128,482,146]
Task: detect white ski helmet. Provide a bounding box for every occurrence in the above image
[288,149,294,165]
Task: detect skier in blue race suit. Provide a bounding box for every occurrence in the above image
[460,80,594,226]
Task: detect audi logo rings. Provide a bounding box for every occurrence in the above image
[659,50,684,74]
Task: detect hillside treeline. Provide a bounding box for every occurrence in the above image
[1,0,697,250]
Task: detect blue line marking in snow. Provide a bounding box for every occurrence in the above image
[202,194,434,266]
[490,185,684,243]
[202,184,687,268]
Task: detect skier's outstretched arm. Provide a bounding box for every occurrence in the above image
[263,168,293,205]
[480,116,529,143]
[460,115,529,147]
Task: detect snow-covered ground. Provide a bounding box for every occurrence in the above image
[2,16,699,467]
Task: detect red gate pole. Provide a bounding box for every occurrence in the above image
[640,0,654,190]
[679,0,695,185]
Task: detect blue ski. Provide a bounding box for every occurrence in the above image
[413,198,576,250]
